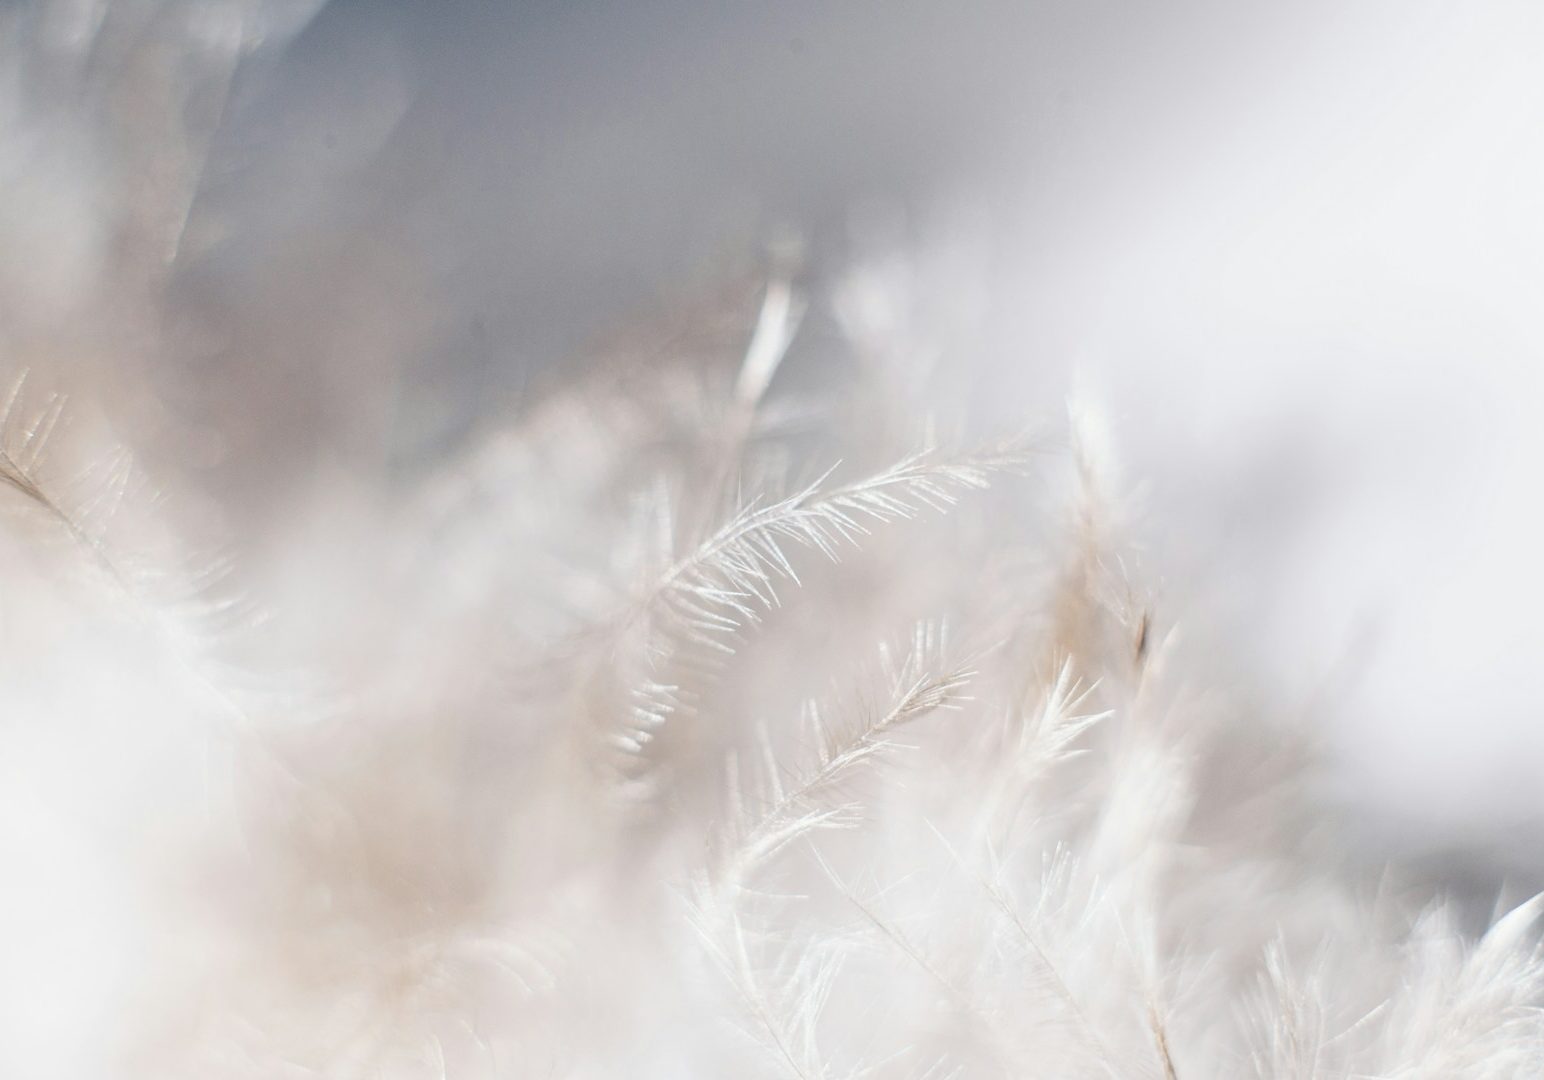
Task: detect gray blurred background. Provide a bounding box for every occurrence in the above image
[156,0,1544,876]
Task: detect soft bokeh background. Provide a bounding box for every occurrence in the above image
[190,0,1544,860]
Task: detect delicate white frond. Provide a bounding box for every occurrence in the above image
[645,439,1034,649]
[710,626,979,893]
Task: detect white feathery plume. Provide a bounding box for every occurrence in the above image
[1,6,1541,1080]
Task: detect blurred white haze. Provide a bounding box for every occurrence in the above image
[207,0,1544,856]
[4,0,1544,1076]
